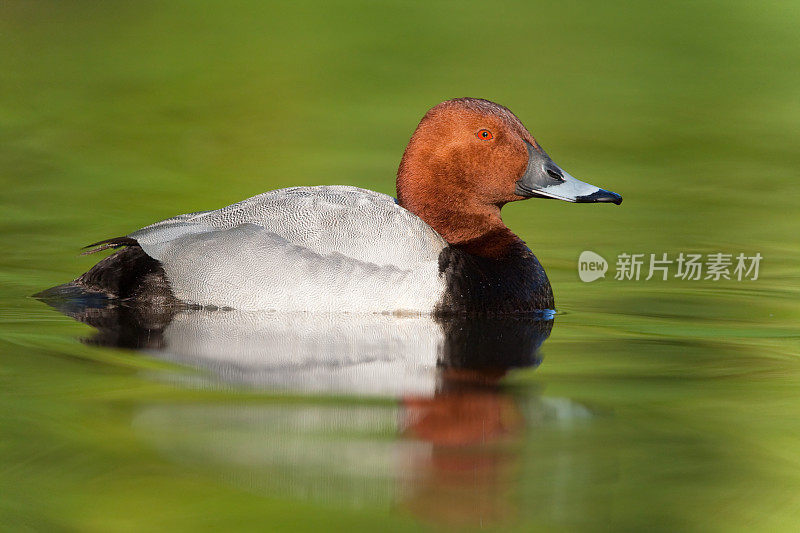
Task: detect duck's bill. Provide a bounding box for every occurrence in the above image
[515,141,622,205]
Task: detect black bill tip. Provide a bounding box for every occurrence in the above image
[576,189,623,205]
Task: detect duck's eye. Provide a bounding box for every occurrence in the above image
[546,167,565,181]
[476,129,493,141]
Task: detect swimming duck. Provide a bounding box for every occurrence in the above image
[51,98,621,314]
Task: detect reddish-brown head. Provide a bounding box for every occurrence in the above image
[398,98,534,213]
[396,98,621,257]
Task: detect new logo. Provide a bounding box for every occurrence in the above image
[578,251,608,282]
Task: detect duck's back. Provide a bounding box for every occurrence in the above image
[131,186,446,271]
[94,186,448,312]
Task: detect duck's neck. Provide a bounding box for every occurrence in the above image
[398,198,523,259]
[396,135,526,258]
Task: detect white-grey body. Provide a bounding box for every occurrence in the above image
[129,186,448,312]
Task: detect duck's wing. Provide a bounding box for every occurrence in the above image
[129,186,447,270]
[149,223,445,311]
[109,186,448,312]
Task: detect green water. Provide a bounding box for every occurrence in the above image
[2,0,800,531]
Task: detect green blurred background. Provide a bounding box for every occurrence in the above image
[1,1,799,531]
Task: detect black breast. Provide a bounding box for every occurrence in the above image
[434,243,554,315]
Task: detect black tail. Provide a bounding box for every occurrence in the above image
[35,240,178,306]
[81,236,139,255]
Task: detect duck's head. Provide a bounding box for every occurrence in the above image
[397,98,621,255]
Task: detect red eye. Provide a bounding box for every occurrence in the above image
[477,129,493,141]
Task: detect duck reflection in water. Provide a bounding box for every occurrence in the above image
[39,293,591,527]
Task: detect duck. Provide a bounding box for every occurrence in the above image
[46,98,621,314]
